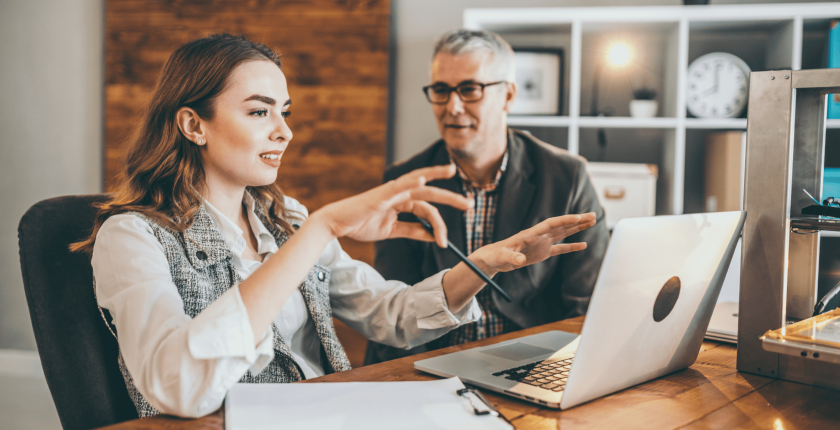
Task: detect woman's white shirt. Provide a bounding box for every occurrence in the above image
[91,194,481,418]
[202,193,324,380]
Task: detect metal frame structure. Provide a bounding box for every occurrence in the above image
[740,69,840,388]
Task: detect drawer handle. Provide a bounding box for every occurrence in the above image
[604,186,625,200]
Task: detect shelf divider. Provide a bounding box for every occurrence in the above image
[576,117,678,129]
[684,118,748,129]
[507,116,572,127]
[568,19,583,155]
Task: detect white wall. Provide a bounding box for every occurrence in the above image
[0,0,103,350]
[390,0,837,163]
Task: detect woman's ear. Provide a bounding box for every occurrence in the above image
[175,107,206,146]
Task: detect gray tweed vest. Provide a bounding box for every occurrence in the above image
[95,192,351,417]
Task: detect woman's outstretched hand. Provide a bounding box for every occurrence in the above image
[308,164,471,247]
[471,213,598,276]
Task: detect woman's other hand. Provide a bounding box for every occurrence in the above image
[308,164,471,247]
[471,213,597,277]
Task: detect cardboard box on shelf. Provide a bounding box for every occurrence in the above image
[705,131,745,212]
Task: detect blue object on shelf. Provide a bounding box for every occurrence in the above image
[829,20,840,119]
[825,168,840,201]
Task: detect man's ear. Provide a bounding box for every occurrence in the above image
[503,81,518,113]
[175,107,206,146]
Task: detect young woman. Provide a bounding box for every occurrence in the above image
[73,34,596,418]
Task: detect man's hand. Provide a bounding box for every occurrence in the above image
[470,213,597,276]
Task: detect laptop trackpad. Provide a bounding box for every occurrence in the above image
[479,342,556,361]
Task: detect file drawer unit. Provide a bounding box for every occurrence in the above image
[587,162,657,230]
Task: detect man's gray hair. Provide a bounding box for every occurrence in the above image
[432,29,515,82]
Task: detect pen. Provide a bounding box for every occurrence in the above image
[803,188,822,205]
[417,218,513,302]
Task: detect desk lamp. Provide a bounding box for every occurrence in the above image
[590,42,631,161]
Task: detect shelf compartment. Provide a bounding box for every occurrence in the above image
[802,18,837,71]
[507,116,682,129]
[508,115,572,127]
[577,116,677,129]
[681,118,837,130]
[579,21,681,119]
[497,25,573,117]
[683,129,745,214]
[578,128,667,163]
[824,129,840,168]
[514,126,569,151]
[688,19,796,120]
[578,128,674,215]
[685,118,747,129]
[688,19,796,72]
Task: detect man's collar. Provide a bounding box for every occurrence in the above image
[448,150,508,191]
[446,134,510,191]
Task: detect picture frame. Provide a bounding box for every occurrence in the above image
[510,47,565,116]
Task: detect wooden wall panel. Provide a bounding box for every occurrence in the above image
[106,0,390,367]
[104,0,389,267]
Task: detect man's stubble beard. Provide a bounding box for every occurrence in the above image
[445,137,481,165]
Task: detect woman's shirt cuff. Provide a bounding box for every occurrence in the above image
[187,284,274,372]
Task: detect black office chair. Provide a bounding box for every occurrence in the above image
[18,194,138,430]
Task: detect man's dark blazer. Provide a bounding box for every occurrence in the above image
[364,128,610,364]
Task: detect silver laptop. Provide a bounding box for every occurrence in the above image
[415,211,746,409]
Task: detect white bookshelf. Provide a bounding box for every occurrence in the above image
[465,3,840,215]
[683,118,747,130]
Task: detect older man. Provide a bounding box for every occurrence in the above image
[364,29,609,364]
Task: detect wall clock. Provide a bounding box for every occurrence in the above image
[686,52,751,118]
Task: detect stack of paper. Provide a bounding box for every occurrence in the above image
[225,377,512,430]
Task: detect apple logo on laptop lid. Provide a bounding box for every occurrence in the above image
[653,276,681,322]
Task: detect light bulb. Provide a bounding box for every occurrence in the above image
[607,43,631,66]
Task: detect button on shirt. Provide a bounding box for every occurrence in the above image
[91,194,481,417]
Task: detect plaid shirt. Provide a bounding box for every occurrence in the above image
[443,150,520,346]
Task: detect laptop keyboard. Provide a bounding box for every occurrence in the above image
[491,354,575,392]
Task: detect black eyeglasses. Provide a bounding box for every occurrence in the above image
[422,81,507,104]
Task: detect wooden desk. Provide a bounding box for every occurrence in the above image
[100,317,840,429]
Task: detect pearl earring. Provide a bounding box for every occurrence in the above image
[196,138,204,145]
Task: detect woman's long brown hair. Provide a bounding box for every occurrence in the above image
[71,34,296,254]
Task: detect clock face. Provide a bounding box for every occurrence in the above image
[686,53,750,118]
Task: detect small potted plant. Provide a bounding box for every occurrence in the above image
[630,88,658,118]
